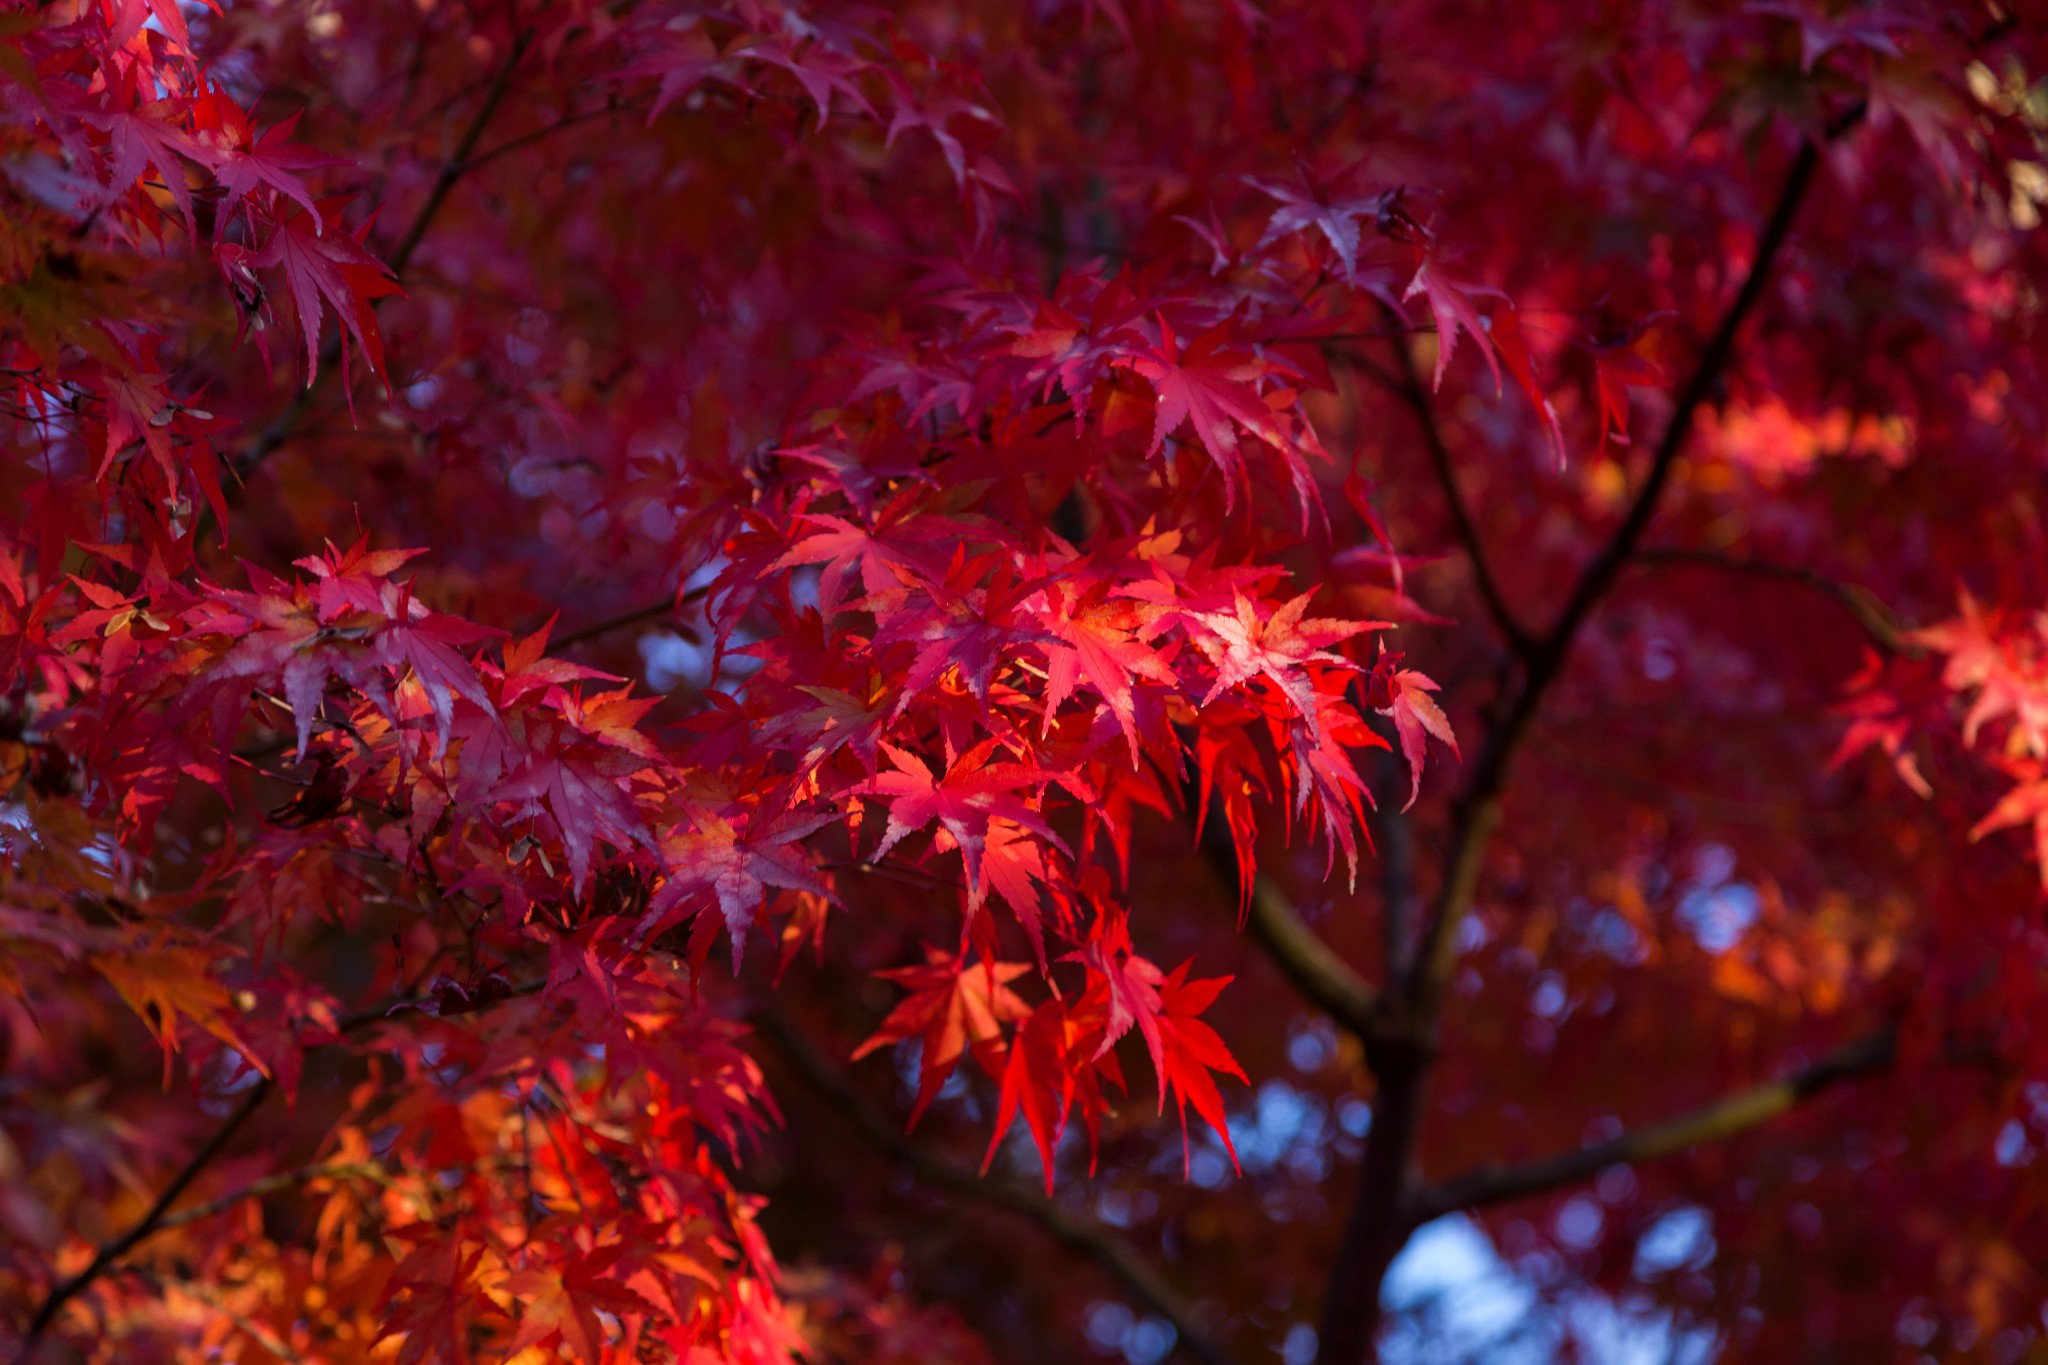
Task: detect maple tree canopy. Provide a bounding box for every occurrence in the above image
[2,1,2046,1362]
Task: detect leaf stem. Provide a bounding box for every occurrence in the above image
[1371,304,1534,658]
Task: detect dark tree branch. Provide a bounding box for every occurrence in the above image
[458,92,651,176]
[1403,116,1851,1034]
[1198,832,1379,1038]
[21,978,544,1350]
[232,29,536,479]
[1314,1032,1429,1365]
[1317,110,1864,1365]
[383,30,535,276]
[750,1003,1242,1365]
[548,596,686,652]
[1634,547,1914,656]
[1414,1029,1896,1220]
[22,1080,273,1350]
[543,581,714,652]
[152,1161,383,1233]
[1246,873,1380,1037]
[1377,794,1418,983]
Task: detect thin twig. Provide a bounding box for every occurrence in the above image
[1403,111,1858,1032]
[231,29,536,480]
[1246,875,1379,1037]
[384,30,536,276]
[751,1002,1242,1365]
[1634,547,1913,655]
[1412,1028,1896,1219]
[821,858,958,891]
[23,1081,274,1346]
[547,586,706,652]
[459,93,651,176]
[152,1161,386,1233]
[1201,835,1379,1037]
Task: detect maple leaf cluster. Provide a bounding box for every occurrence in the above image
[1,2,1460,1357]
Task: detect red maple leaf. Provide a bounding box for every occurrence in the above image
[83,76,209,229]
[739,35,877,129]
[872,552,1041,708]
[205,107,342,228]
[469,690,661,895]
[1915,592,2048,756]
[1488,304,1567,465]
[1591,345,1665,449]
[644,801,839,966]
[1150,961,1248,1177]
[1971,765,2048,888]
[1036,580,1175,761]
[1070,920,1245,1175]
[770,509,944,620]
[504,1241,663,1359]
[1367,651,1460,810]
[861,742,1068,907]
[981,994,1125,1193]
[379,1238,502,1365]
[981,818,1055,966]
[1245,174,1401,282]
[255,204,401,389]
[1120,315,1281,509]
[1196,696,1273,915]
[1195,591,1374,738]
[1404,258,1502,393]
[854,949,1032,1123]
[1287,685,1389,887]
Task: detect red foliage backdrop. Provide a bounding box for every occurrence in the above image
[3,1,2047,1362]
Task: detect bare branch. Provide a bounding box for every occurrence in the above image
[549,600,680,653]
[386,30,536,275]
[547,583,710,652]
[1403,115,1856,1031]
[1414,1029,1896,1219]
[153,1161,385,1233]
[1198,835,1380,1039]
[1635,547,1914,656]
[750,1003,1243,1365]
[1245,875,1379,1038]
